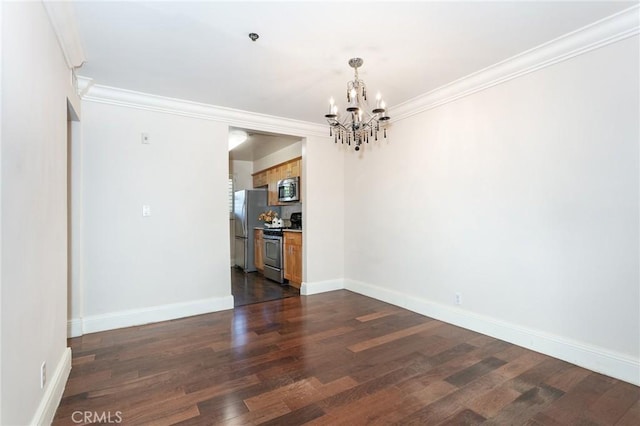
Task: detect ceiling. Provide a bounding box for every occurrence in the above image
[228,129,301,161]
[72,1,634,126]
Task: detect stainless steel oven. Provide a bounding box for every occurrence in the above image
[263,231,284,283]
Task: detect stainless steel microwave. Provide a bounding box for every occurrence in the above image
[277,177,300,202]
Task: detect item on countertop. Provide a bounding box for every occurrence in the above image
[258,210,279,224]
[290,212,302,229]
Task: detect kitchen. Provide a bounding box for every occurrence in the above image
[229,128,304,306]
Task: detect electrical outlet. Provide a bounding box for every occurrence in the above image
[455,293,462,305]
[40,361,46,389]
[141,132,150,144]
[142,205,151,217]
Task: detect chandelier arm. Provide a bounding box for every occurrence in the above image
[331,122,349,133]
[361,116,380,129]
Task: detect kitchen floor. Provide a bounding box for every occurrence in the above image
[231,267,299,307]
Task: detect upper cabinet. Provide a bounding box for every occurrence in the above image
[282,160,300,180]
[266,167,280,206]
[252,171,268,188]
[252,157,302,206]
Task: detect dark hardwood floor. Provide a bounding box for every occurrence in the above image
[53,290,639,425]
[231,267,299,307]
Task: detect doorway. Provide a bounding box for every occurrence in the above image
[67,100,82,337]
[228,127,302,306]
[231,267,299,306]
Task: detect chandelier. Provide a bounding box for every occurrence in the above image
[324,58,390,151]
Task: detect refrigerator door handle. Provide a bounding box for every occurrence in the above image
[243,196,248,237]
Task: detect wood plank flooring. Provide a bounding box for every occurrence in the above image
[53,290,639,425]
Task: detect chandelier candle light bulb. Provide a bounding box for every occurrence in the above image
[324,58,390,151]
[347,88,359,112]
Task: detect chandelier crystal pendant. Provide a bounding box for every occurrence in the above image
[324,58,390,151]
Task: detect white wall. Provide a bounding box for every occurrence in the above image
[0,2,4,422]
[78,101,232,332]
[253,141,302,172]
[301,136,345,294]
[68,119,83,336]
[0,1,4,421]
[72,78,343,332]
[344,36,639,382]
[1,2,77,424]
[230,159,253,191]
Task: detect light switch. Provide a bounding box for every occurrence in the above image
[142,205,151,217]
[141,133,150,144]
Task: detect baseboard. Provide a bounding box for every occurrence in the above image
[30,347,72,426]
[67,318,83,338]
[301,279,345,295]
[344,279,640,386]
[77,296,234,335]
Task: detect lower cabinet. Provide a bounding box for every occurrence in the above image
[283,231,302,287]
[254,229,264,271]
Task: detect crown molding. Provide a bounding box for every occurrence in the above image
[42,0,86,69]
[78,80,328,138]
[76,75,94,98]
[77,5,638,134]
[391,5,640,122]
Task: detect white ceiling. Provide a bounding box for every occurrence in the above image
[72,1,634,126]
[228,129,301,161]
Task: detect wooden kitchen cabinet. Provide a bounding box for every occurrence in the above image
[283,231,302,287]
[267,168,280,206]
[282,159,300,179]
[252,171,268,188]
[254,229,264,271]
[253,156,302,206]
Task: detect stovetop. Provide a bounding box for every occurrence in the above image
[263,226,301,236]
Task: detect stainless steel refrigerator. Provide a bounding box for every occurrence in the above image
[233,189,277,272]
